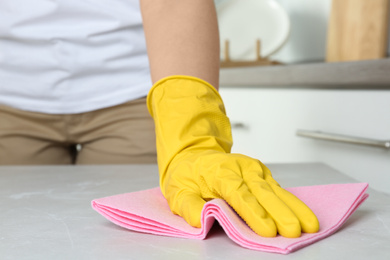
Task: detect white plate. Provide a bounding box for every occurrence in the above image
[215,0,290,61]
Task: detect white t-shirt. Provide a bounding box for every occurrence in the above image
[0,0,152,114]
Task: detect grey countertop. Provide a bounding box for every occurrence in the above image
[220,58,390,89]
[1,163,389,259]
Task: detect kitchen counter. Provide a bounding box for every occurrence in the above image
[220,58,390,89]
[1,163,389,259]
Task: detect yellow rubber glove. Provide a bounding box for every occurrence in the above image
[147,75,319,238]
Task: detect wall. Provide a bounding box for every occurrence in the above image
[272,0,332,63]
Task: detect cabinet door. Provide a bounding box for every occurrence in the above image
[219,87,390,193]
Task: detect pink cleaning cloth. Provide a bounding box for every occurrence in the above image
[92,183,369,254]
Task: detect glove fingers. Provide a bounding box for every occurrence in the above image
[245,178,302,238]
[169,189,206,228]
[222,181,278,237]
[268,183,320,233]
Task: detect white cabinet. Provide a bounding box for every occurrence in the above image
[219,87,390,194]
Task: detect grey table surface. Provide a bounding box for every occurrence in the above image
[1,163,389,260]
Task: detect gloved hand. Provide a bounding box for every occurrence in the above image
[147,75,319,238]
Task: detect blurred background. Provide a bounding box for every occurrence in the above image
[215,0,390,193]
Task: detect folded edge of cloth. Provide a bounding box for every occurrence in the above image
[92,183,369,254]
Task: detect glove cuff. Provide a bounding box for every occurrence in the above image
[147,75,222,117]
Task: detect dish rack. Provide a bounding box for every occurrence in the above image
[220,39,282,68]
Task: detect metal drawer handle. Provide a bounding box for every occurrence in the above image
[296,129,390,149]
[231,122,247,129]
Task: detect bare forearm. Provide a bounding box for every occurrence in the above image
[140,0,220,89]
